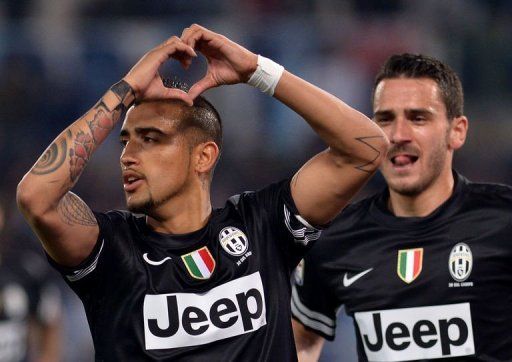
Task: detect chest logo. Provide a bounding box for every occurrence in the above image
[219,227,249,256]
[343,268,373,287]
[354,303,475,360]
[181,246,216,280]
[397,248,423,284]
[449,243,473,282]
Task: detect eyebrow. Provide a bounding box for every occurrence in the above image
[373,110,394,118]
[120,126,167,138]
[373,108,434,118]
[405,108,434,117]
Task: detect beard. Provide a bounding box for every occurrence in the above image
[127,197,156,214]
[126,188,179,215]
[386,136,449,197]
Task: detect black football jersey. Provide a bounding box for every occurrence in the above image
[0,251,61,362]
[292,172,512,361]
[50,179,321,361]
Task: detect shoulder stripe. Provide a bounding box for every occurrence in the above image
[291,285,335,336]
[284,205,321,246]
[66,239,105,282]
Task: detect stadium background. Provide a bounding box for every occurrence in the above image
[1,0,511,360]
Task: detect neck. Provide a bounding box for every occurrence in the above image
[146,182,212,234]
[388,169,455,217]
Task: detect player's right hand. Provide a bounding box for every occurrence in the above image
[180,24,258,100]
[123,36,197,105]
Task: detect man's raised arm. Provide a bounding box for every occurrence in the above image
[274,67,388,226]
[180,24,389,226]
[17,37,197,266]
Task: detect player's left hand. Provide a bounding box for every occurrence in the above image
[180,24,258,100]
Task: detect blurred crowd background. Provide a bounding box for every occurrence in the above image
[1,0,511,360]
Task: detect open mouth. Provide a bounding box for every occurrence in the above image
[390,155,419,167]
[123,172,144,192]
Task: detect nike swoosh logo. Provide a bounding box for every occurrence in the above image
[143,253,172,266]
[343,268,373,287]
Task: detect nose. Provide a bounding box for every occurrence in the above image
[389,118,412,144]
[120,141,139,169]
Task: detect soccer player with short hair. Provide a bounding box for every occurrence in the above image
[17,24,387,360]
[292,53,512,361]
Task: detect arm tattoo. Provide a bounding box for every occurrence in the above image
[353,136,384,173]
[88,104,115,144]
[68,100,117,182]
[110,79,135,115]
[69,129,94,183]
[57,192,97,226]
[110,80,134,104]
[31,133,69,175]
[67,80,133,182]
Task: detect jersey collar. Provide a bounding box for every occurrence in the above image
[369,170,468,230]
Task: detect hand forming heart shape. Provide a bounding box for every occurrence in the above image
[123,24,258,106]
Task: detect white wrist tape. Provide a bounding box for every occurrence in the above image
[247,55,284,96]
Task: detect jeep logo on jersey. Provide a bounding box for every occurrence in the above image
[397,248,423,283]
[143,272,266,349]
[219,227,249,256]
[449,243,473,282]
[354,303,475,361]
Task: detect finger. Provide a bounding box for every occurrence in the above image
[187,76,217,101]
[152,41,197,66]
[171,49,194,69]
[163,35,181,46]
[163,87,194,106]
[180,27,190,39]
[181,24,217,49]
[180,27,202,49]
[164,40,197,58]
[155,36,197,58]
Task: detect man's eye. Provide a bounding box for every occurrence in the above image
[143,137,155,143]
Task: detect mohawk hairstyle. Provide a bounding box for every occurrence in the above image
[374,53,464,119]
[162,77,223,153]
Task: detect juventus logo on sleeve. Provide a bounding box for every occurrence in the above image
[283,205,321,246]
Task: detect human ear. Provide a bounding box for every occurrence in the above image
[449,116,468,150]
[194,141,220,174]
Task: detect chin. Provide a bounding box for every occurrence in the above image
[388,176,430,196]
[126,197,154,214]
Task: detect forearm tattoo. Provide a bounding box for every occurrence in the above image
[57,192,97,226]
[110,79,135,115]
[68,81,133,182]
[69,129,94,183]
[31,130,72,175]
[353,136,384,173]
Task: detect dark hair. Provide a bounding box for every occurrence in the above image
[163,78,223,153]
[373,53,464,119]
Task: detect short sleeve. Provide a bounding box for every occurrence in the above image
[240,179,323,270]
[291,254,340,340]
[46,210,128,297]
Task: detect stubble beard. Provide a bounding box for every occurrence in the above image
[126,185,184,215]
[387,138,449,197]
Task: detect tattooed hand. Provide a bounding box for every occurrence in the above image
[123,36,197,105]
